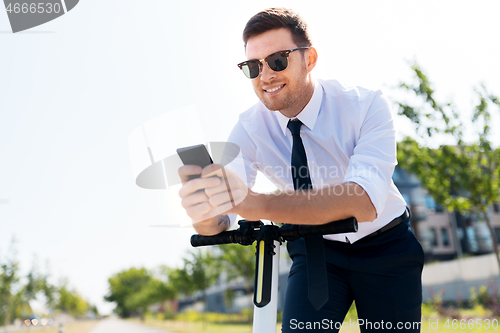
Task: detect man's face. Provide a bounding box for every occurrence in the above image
[245,28,314,117]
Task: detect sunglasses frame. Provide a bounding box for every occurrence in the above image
[237,46,310,79]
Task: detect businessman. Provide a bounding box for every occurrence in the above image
[178,8,423,332]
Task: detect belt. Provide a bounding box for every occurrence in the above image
[365,207,410,238]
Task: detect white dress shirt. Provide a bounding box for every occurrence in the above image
[227,79,407,243]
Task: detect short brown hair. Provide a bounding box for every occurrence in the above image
[243,8,312,47]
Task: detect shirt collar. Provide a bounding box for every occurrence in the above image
[275,80,323,136]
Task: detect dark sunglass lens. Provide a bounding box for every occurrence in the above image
[241,61,260,79]
[267,53,287,72]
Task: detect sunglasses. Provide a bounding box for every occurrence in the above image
[237,47,310,79]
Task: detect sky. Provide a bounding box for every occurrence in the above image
[1,0,499,315]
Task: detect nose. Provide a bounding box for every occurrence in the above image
[259,61,276,82]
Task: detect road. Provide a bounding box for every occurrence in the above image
[88,318,174,333]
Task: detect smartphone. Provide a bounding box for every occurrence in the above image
[177,144,214,179]
[177,144,234,206]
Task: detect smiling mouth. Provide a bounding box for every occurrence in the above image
[264,84,285,93]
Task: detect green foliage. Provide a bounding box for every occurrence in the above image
[125,277,176,319]
[103,245,257,318]
[182,249,220,295]
[104,242,259,318]
[175,309,254,324]
[0,239,20,326]
[104,267,153,318]
[1,242,97,326]
[218,243,256,292]
[397,139,500,215]
[421,301,437,319]
[223,288,235,309]
[154,265,178,301]
[397,63,500,216]
[397,63,461,141]
[421,281,500,320]
[217,243,256,319]
[396,62,500,267]
[469,280,500,317]
[104,265,181,319]
[56,285,89,318]
[168,266,195,296]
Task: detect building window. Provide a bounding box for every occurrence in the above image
[430,228,438,247]
[441,228,450,246]
[495,228,500,244]
[435,204,443,213]
[425,195,443,213]
[425,195,436,210]
[494,203,499,213]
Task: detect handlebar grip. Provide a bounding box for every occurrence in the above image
[190,217,358,246]
[190,230,241,247]
[279,217,358,241]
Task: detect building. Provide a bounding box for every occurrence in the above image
[393,168,500,261]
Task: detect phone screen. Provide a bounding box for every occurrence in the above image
[177,144,214,180]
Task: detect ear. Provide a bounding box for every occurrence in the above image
[306,47,318,73]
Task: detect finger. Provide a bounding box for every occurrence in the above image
[208,191,233,208]
[210,187,250,208]
[185,202,214,221]
[181,190,209,209]
[192,206,220,223]
[201,164,226,178]
[178,165,203,183]
[204,177,230,197]
[214,201,237,216]
[204,166,238,196]
[178,177,220,198]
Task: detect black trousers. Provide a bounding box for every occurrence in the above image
[281,220,424,333]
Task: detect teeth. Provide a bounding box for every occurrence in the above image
[266,85,283,92]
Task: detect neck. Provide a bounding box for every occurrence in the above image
[279,79,315,118]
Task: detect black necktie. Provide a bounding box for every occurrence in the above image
[287,119,329,311]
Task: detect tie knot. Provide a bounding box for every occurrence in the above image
[287,119,303,136]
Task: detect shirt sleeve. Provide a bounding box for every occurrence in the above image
[342,91,397,218]
[224,120,259,227]
[226,120,259,188]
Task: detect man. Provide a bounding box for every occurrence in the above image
[178,8,423,332]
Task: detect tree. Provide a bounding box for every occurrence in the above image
[10,290,33,323]
[181,249,220,311]
[0,239,20,326]
[11,260,42,323]
[124,268,177,319]
[218,243,256,290]
[218,243,256,310]
[152,265,178,313]
[1,245,92,323]
[104,267,152,318]
[169,266,196,297]
[396,62,500,268]
[38,272,57,310]
[56,284,89,318]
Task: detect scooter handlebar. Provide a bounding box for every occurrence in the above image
[190,217,358,247]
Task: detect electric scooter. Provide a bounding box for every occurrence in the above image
[191,217,358,333]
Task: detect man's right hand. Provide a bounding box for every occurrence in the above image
[178,164,231,235]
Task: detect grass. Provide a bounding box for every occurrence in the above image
[7,320,99,333]
[134,318,264,333]
[136,316,499,333]
[130,301,500,333]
